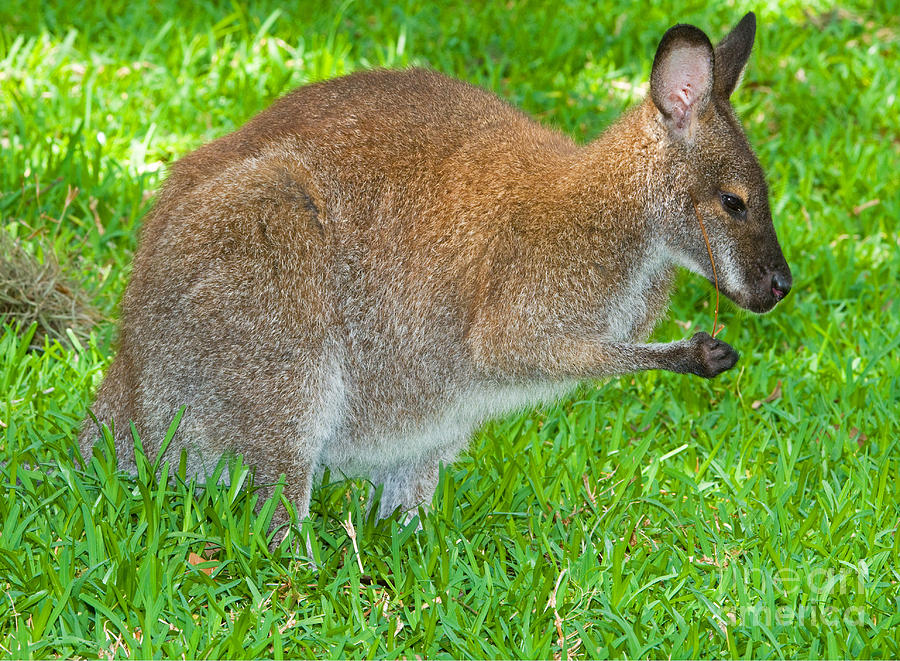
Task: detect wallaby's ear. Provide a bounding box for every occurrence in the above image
[714,12,756,98]
[650,24,714,142]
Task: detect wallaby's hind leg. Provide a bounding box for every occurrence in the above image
[86,152,340,532]
[182,347,343,551]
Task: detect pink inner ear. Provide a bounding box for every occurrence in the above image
[661,45,711,123]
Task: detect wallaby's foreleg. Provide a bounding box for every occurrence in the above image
[472,331,739,381]
[608,332,740,378]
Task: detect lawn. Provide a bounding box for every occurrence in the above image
[1,0,899,657]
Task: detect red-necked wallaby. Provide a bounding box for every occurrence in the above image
[81,13,791,530]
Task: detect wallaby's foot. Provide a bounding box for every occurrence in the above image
[371,459,440,525]
[398,508,424,532]
[266,517,318,568]
[688,332,739,378]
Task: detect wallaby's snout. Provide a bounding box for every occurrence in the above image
[741,253,792,313]
[748,225,793,312]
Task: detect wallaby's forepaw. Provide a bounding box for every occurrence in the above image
[689,332,739,378]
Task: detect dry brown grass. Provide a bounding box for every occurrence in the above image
[0,232,105,349]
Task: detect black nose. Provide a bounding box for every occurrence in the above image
[771,271,792,301]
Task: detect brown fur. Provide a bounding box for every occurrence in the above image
[81,13,791,531]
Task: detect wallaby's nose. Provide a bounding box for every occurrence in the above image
[771,272,791,302]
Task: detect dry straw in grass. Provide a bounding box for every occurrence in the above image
[0,231,105,349]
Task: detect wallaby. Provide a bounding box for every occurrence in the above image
[81,13,791,533]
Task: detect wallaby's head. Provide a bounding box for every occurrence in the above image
[648,12,792,314]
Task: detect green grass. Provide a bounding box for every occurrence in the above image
[2,0,899,657]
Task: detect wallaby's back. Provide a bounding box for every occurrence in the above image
[168,68,575,205]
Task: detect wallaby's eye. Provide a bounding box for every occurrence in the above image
[720,192,747,219]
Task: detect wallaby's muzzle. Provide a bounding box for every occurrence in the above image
[734,258,792,314]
